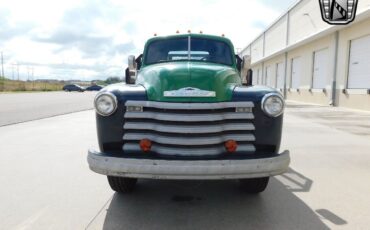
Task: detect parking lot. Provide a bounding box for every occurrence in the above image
[0,92,96,126]
[0,93,369,229]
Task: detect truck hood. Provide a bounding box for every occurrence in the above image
[136,62,241,102]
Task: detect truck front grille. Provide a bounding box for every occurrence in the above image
[123,101,255,157]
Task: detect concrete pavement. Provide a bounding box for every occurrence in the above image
[0,111,111,229]
[0,103,369,229]
[0,91,96,126]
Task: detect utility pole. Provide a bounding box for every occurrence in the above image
[17,64,20,81]
[0,52,3,91]
[12,64,15,80]
[32,67,34,90]
[1,51,4,78]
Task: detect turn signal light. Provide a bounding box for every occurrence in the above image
[225,140,237,153]
[140,139,152,152]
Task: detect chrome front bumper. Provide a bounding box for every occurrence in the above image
[87,149,290,180]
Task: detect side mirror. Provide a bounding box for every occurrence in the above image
[135,54,143,70]
[245,69,253,86]
[236,55,242,72]
[126,55,137,84]
[240,55,253,86]
[128,55,136,70]
[125,54,143,84]
[242,55,251,70]
[242,69,253,86]
[125,67,136,84]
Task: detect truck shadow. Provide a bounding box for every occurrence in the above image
[101,174,330,230]
[275,168,313,192]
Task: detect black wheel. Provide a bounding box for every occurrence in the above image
[239,177,269,194]
[107,176,137,193]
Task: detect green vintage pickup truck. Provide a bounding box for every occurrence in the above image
[87,33,290,194]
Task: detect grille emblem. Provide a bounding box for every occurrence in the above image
[164,87,216,97]
[319,0,358,25]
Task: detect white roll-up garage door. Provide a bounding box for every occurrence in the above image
[276,62,284,89]
[291,57,301,89]
[313,49,329,89]
[253,68,260,85]
[348,35,370,89]
[258,69,263,85]
[265,66,274,87]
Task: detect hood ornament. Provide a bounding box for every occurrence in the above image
[164,87,216,97]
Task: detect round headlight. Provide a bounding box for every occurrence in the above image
[261,93,285,117]
[94,92,118,116]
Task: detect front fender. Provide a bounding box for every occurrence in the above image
[232,86,284,154]
[96,83,147,153]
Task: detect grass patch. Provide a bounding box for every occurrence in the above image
[0,78,64,92]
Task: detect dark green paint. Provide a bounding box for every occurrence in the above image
[136,34,241,102]
[136,62,241,102]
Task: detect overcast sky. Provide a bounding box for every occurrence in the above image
[0,0,297,81]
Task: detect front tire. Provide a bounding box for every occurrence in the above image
[107,176,137,193]
[239,177,269,194]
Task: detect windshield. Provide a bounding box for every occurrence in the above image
[145,37,233,66]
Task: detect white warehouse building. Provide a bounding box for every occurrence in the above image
[240,0,370,111]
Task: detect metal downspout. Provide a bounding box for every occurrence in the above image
[284,11,291,99]
[331,31,339,106]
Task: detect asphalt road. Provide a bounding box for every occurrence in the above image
[0,91,97,126]
[0,99,370,229]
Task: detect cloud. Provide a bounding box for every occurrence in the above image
[31,0,137,59]
[0,10,34,44]
[123,22,137,34]
[252,20,269,29]
[0,0,296,80]
[33,29,135,58]
[34,31,110,56]
[260,0,297,11]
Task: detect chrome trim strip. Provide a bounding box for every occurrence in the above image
[88,149,290,180]
[124,122,255,134]
[123,143,256,156]
[125,111,254,122]
[164,87,216,98]
[125,101,254,110]
[123,133,255,145]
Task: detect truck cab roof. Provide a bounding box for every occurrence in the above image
[142,34,237,68]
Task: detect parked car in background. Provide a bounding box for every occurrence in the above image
[63,84,85,92]
[85,85,103,91]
